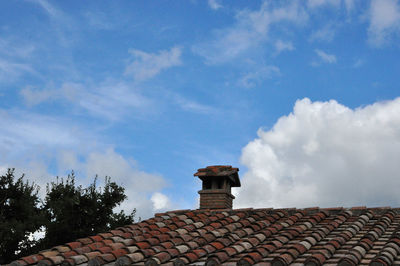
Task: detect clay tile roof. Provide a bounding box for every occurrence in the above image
[9,207,400,266]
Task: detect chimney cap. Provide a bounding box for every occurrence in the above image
[194,165,240,187]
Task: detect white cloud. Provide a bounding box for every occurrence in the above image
[193,1,308,64]
[368,0,400,46]
[274,40,295,54]
[20,86,56,106]
[125,46,182,81]
[0,165,8,175]
[238,65,281,88]
[0,108,91,197]
[20,81,152,121]
[151,192,171,210]
[309,24,336,42]
[208,0,222,10]
[0,59,34,83]
[0,107,173,219]
[33,0,63,18]
[84,149,170,218]
[353,58,365,68]
[30,0,75,46]
[20,82,82,106]
[314,49,337,64]
[0,108,80,155]
[84,11,114,30]
[307,0,341,9]
[78,82,152,120]
[172,94,217,114]
[344,0,357,13]
[0,38,35,59]
[236,97,400,209]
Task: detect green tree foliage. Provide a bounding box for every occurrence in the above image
[0,169,135,263]
[42,172,135,247]
[0,169,43,264]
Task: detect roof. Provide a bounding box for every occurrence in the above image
[194,165,240,187]
[10,206,400,266]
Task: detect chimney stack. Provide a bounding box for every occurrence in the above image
[194,165,240,209]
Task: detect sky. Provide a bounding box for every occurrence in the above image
[1,0,400,219]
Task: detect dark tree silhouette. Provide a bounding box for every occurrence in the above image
[0,169,135,264]
[42,172,135,247]
[0,169,44,264]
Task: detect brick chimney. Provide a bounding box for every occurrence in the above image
[194,165,240,209]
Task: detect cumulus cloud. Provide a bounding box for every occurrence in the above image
[314,49,337,64]
[151,192,172,210]
[368,0,400,46]
[193,1,308,64]
[84,149,170,218]
[236,97,400,209]
[125,46,182,81]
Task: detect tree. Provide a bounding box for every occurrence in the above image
[0,169,44,264]
[42,172,135,248]
[0,169,135,263]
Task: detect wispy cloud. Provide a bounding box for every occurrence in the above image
[29,0,76,46]
[274,40,295,55]
[314,49,337,65]
[208,0,222,10]
[0,108,82,156]
[79,82,152,120]
[20,81,153,121]
[238,65,281,88]
[0,38,35,58]
[193,1,308,64]
[84,11,115,30]
[353,58,365,68]
[344,0,357,13]
[0,107,173,218]
[125,46,183,82]
[309,23,336,42]
[307,0,341,9]
[172,94,218,115]
[33,0,63,18]
[368,0,400,46]
[0,59,35,84]
[20,86,57,106]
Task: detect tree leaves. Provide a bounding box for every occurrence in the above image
[0,169,135,264]
[0,169,43,263]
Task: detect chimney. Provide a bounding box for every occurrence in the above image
[194,165,240,209]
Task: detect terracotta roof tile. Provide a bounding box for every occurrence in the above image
[10,207,400,266]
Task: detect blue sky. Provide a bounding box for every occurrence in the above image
[1,0,400,218]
